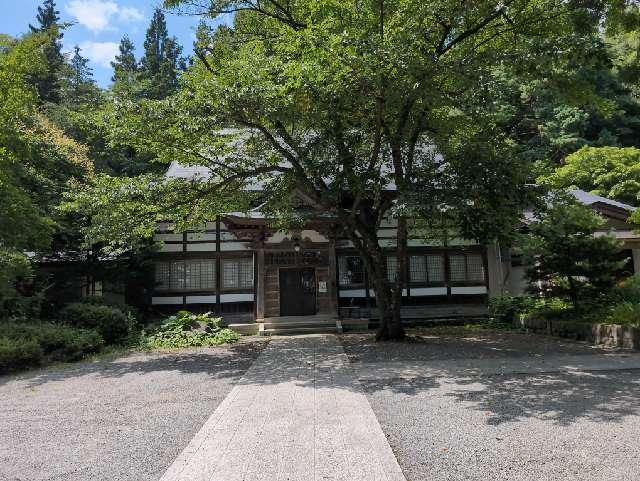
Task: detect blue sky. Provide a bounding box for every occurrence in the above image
[0,0,204,87]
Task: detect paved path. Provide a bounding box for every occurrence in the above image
[160,334,406,481]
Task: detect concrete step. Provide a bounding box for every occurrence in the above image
[263,326,340,336]
[262,321,337,329]
[259,318,343,336]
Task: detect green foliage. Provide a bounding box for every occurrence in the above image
[0,337,43,374]
[605,301,640,326]
[58,302,131,345]
[521,297,575,321]
[0,322,103,373]
[522,194,625,308]
[28,0,64,102]
[140,8,185,100]
[611,275,640,303]
[0,31,94,306]
[111,35,141,98]
[142,311,241,349]
[60,174,187,250]
[541,146,640,205]
[62,45,99,106]
[488,296,535,324]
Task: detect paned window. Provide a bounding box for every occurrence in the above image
[449,255,467,282]
[222,257,253,289]
[426,254,445,282]
[386,256,398,282]
[448,253,485,283]
[409,254,445,283]
[185,259,216,290]
[338,256,365,286]
[466,254,485,282]
[155,259,216,291]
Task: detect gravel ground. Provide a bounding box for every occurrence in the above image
[0,338,268,481]
[342,328,640,481]
[341,327,607,363]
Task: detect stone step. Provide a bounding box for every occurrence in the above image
[258,318,343,336]
[262,326,340,336]
[262,320,337,329]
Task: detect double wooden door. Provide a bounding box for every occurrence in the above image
[279,268,316,316]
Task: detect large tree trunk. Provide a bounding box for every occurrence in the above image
[357,228,406,341]
[343,214,406,341]
[371,274,405,341]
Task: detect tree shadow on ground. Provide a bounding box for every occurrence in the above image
[341,329,608,364]
[0,338,269,389]
[442,368,640,426]
[343,330,640,426]
[3,331,639,429]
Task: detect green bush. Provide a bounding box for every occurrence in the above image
[605,302,640,326]
[142,311,241,349]
[488,296,534,324]
[80,296,140,319]
[0,322,103,373]
[0,337,43,373]
[59,303,131,345]
[611,276,640,304]
[36,325,103,361]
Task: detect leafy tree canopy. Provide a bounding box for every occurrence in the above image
[0,31,92,296]
[540,145,640,205]
[66,0,632,339]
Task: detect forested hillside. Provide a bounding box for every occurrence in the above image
[3,0,640,338]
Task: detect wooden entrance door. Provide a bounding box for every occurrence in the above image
[279,268,316,316]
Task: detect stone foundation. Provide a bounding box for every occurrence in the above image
[521,317,640,349]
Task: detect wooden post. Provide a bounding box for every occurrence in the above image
[215,218,221,314]
[256,248,265,321]
[328,237,339,317]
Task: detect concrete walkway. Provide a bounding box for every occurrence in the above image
[160,335,406,481]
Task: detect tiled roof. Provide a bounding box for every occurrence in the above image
[570,189,636,211]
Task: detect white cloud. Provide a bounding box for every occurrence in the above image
[79,41,119,68]
[66,1,144,32]
[118,6,144,22]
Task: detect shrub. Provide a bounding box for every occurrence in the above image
[142,311,241,349]
[0,338,43,373]
[605,302,640,326]
[36,325,103,361]
[0,322,103,372]
[611,276,640,304]
[488,296,533,324]
[80,296,140,319]
[59,303,131,345]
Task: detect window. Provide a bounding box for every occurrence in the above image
[338,256,365,286]
[155,262,171,290]
[387,256,398,282]
[426,254,445,282]
[448,253,485,283]
[449,255,467,282]
[185,259,216,290]
[466,254,485,282]
[155,259,216,291]
[222,257,253,289]
[409,254,445,283]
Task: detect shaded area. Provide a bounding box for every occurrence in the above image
[1,330,639,481]
[366,369,640,481]
[0,338,269,481]
[351,329,640,481]
[341,328,608,363]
